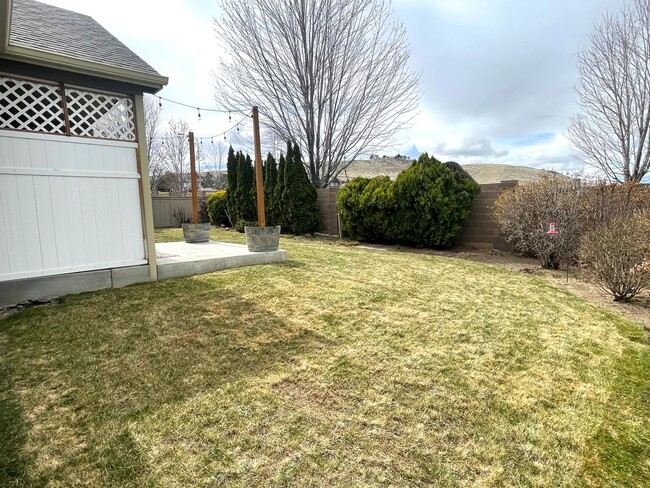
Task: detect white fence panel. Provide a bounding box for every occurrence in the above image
[0,130,145,281]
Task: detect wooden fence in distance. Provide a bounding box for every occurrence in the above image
[152,193,208,228]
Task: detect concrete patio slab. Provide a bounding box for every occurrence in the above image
[155,241,288,280]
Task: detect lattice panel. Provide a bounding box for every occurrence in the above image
[66,89,136,141]
[0,77,66,134]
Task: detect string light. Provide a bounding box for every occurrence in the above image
[151,114,250,145]
[155,95,248,115]
[197,108,202,121]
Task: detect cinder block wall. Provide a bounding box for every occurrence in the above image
[316,187,341,235]
[315,181,518,250]
[456,180,518,251]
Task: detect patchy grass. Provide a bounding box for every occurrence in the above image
[1,228,649,486]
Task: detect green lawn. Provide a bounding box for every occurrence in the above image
[1,228,649,487]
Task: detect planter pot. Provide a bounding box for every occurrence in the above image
[245,226,281,252]
[182,223,211,243]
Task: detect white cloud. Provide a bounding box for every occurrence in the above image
[35,0,624,173]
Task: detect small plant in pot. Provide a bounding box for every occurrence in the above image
[182,200,211,243]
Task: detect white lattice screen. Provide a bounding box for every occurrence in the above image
[0,76,136,141]
[0,76,66,134]
[66,89,136,141]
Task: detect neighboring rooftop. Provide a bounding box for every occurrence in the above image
[9,0,160,76]
[344,159,554,185]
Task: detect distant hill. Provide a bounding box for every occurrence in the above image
[342,159,554,185]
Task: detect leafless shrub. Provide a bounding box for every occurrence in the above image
[582,181,650,228]
[579,215,650,301]
[172,206,191,227]
[493,175,586,269]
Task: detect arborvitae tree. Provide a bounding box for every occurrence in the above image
[282,142,318,234]
[264,152,278,225]
[225,145,238,223]
[235,152,256,224]
[281,142,293,223]
[274,152,287,228]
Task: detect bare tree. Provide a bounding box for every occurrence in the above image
[161,118,191,192]
[205,139,228,172]
[214,0,421,187]
[143,94,165,191]
[568,0,650,182]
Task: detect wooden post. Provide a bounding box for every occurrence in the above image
[189,131,199,224]
[252,106,266,227]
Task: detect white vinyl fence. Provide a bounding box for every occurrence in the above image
[0,130,145,281]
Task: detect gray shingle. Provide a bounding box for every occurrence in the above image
[9,0,162,77]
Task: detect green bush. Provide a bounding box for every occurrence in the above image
[198,199,210,224]
[225,146,238,222]
[338,176,394,242]
[207,190,230,226]
[338,154,480,248]
[226,141,319,235]
[264,153,280,226]
[281,143,318,235]
[234,219,258,233]
[226,148,257,228]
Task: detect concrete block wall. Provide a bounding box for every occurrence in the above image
[315,181,518,250]
[316,187,341,235]
[456,180,518,251]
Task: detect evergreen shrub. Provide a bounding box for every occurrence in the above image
[338,154,480,248]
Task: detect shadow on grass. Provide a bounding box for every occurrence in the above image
[0,356,31,486]
[0,279,331,485]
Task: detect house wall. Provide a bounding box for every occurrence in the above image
[0,130,146,282]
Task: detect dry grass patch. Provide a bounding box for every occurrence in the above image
[1,228,649,486]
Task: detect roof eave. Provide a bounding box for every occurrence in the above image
[1,43,168,93]
[0,0,11,51]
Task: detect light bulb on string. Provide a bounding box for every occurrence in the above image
[228,111,231,122]
[197,108,201,121]
[158,97,162,108]
[211,137,214,144]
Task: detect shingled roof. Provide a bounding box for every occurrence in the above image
[10,0,160,76]
[0,0,167,90]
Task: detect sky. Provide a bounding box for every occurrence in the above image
[36,0,626,172]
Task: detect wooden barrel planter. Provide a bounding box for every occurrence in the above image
[244,226,281,252]
[182,223,211,243]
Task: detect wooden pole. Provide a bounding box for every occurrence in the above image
[189,131,199,224]
[252,106,266,227]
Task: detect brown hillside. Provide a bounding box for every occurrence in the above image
[342,159,553,185]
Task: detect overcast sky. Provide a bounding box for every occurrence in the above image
[37,0,626,172]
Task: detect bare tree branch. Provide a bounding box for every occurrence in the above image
[143,94,165,191]
[160,118,191,192]
[568,0,650,182]
[214,0,421,187]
